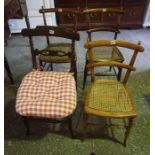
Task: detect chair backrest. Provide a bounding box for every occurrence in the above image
[83,8,124,40]
[39,7,79,30]
[21,26,80,69]
[39,6,79,47]
[84,39,144,83]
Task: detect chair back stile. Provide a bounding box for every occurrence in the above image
[41,6,50,45]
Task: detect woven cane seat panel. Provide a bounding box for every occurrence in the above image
[86,46,124,62]
[16,71,77,118]
[39,43,72,63]
[85,79,136,117]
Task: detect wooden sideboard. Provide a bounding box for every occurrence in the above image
[54,0,149,29]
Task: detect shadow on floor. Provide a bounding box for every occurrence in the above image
[144,94,150,107]
[4,98,78,140]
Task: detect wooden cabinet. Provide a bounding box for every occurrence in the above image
[4,0,29,40]
[54,0,149,29]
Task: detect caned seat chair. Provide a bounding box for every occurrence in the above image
[38,7,79,81]
[83,39,144,146]
[15,27,80,137]
[83,8,124,88]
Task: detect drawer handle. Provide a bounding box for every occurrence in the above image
[108,13,114,17]
[90,13,98,18]
[66,14,75,19]
[129,10,136,16]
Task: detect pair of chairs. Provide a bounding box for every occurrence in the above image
[15,7,144,146]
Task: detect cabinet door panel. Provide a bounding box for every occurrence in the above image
[121,6,144,25]
[55,0,148,29]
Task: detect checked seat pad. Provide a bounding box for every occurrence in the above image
[16,71,77,118]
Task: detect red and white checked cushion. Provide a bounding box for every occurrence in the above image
[16,71,77,118]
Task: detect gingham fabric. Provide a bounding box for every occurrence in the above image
[16,71,77,118]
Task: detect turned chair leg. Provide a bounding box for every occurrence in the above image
[70,60,77,86]
[23,117,30,136]
[117,68,122,81]
[109,66,112,71]
[83,60,88,89]
[67,118,75,138]
[50,63,53,71]
[82,113,88,140]
[74,62,77,85]
[123,118,135,146]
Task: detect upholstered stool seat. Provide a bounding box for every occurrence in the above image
[16,71,77,119]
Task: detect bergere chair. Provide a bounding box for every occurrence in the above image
[83,8,124,88]
[83,39,144,146]
[38,7,79,81]
[15,27,80,137]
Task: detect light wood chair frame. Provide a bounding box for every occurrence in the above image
[83,39,144,146]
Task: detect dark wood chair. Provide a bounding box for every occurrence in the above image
[15,27,80,138]
[38,7,79,81]
[83,39,144,146]
[83,8,124,88]
[26,25,80,82]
